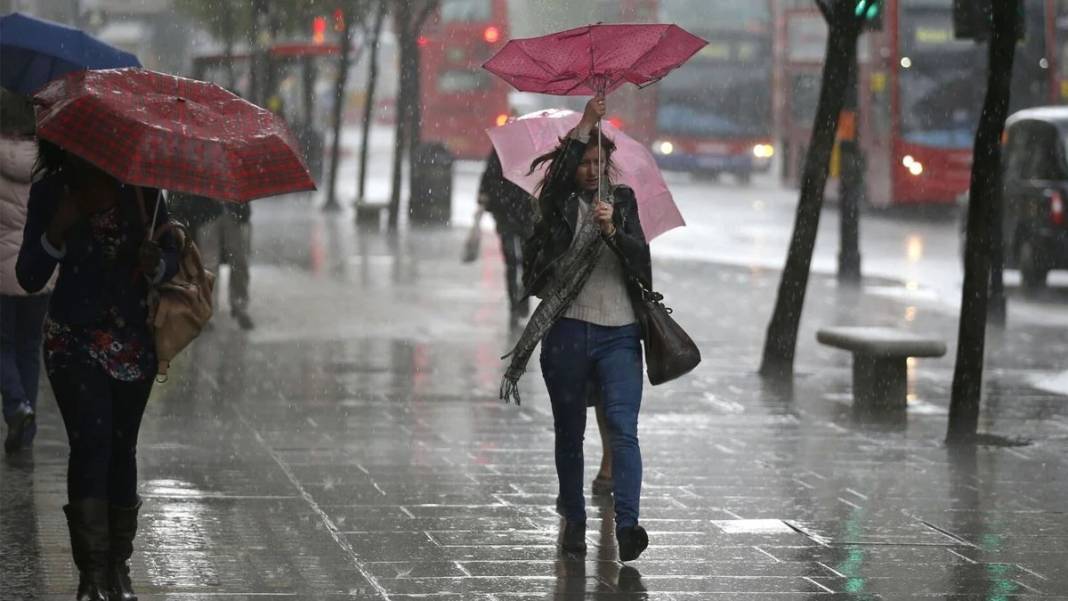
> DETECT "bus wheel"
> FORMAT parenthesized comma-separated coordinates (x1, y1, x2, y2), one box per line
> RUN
(1018, 239, 1048, 291)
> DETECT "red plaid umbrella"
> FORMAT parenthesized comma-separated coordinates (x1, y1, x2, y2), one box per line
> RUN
(482, 24, 706, 96)
(33, 68, 315, 203)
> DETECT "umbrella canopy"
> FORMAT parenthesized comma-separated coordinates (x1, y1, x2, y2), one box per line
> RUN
(482, 23, 706, 96)
(487, 109, 684, 241)
(33, 68, 315, 202)
(0, 12, 141, 95)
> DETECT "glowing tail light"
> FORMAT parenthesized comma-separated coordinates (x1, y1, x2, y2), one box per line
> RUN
(495, 113, 508, 127)
(1051, 190, 1065, 226)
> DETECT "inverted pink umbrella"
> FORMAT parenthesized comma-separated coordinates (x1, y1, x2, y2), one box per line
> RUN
(487, 109, 684, 241)
(484, 23, 704, 232)
(483, 23, 707, 96)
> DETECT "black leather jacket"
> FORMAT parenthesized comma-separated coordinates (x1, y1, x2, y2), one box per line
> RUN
(521, 135, 652, 310)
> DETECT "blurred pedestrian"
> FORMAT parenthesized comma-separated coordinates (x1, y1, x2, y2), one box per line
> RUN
(477, 147, 534, 325)
(500, 96, 652, 561)
(176, 195, 255, 330)
(1, 90, 51, 454)
(16, 139, 179, 601)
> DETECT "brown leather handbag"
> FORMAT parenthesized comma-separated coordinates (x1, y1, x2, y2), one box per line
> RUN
(138, 189, 215, 381)
(148, 222, 215, 380)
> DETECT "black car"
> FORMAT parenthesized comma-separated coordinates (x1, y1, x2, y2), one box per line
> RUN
(962, 107, 1068, 289)
(1001, 107, 1068, 289)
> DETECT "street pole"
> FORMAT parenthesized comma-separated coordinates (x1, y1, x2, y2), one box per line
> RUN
(837, 48, 862, 285)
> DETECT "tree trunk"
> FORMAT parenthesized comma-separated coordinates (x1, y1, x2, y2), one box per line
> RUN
(946, 0, 1019, 444)
(221, 6, 237, 92)
(387, 0, 437, 230)
(388, 35, 416, 230)
(357, 0, 387, 205)
(759, 5, 862, 380)
(324, 7, 358, 212)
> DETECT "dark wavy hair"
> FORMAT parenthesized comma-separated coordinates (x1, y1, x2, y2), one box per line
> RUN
(528, 126, 618, 207)
(33, 138, 69, 179)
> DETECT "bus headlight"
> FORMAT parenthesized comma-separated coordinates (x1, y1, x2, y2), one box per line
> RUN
(902, 155, 924, 176)
(752, 144, 775, 159)
(654, 140, 674, 155)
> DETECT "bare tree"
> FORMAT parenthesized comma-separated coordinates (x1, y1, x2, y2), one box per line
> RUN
(387, 0, 439, 230)
(947, 0, 1020, 444)
(759, 0, 869, 379)
(324, 2, 370, 212)
(356, 0, 389, 207)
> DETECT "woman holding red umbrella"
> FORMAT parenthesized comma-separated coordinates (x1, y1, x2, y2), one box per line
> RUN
(501, 96, 652, 561)
(17, 140, 178, 601)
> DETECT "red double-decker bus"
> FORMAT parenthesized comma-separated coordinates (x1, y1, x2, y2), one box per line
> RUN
(647, 0, 776, 184)
(419, 0, 510, 160)
(779, 0, 1065, 208)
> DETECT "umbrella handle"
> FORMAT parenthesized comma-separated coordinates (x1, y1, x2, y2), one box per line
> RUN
(148, 190, 162, 239)
(134, 186, 161, 239)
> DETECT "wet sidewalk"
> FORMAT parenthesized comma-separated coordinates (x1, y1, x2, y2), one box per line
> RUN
(3, 197, 1068, 600)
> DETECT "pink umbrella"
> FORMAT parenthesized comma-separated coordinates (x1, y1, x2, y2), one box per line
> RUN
(486, 109, 684, 241)
(483, 23, 706, 96)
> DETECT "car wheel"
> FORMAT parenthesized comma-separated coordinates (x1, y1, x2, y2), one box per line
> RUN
(1018, 239, 1048, 291)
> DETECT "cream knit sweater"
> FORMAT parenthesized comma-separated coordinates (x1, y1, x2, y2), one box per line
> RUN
(562, 198, 636, 327)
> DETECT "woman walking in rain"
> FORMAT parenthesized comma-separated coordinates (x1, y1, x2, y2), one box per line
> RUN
(17, 140, 178, 601)
(500, 96, 652, 561)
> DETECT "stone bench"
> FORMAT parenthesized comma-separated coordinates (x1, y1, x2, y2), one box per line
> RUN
(816, 326, 947, 412)
(354, 202, 387, 229)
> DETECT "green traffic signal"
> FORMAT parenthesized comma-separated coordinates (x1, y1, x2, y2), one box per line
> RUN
(854, 0, 881, 20)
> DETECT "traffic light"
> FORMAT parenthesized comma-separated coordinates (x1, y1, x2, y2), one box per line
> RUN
(953, 0, 1025, 40)
(853, 0, 883, 31)
(312, 16, 326, 44)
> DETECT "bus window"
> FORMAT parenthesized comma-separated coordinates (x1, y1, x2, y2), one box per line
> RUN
(442, 0, 491, 22)
(438, 69, 491, 93)
(899, 5, 985, 149)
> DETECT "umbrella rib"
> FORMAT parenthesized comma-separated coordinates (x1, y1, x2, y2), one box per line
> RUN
(620, 25, 674, 86)
(517, 43, 561, 85)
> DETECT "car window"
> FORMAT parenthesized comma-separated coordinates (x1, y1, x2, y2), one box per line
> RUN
(1027, 125, 1065, 180)
(1002, 125, 1031, 181)
(1006, 122, 1068, 181)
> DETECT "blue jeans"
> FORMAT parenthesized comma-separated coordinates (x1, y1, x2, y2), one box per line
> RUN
(540, 318, 643, 530)
(1, 294, 50, 445)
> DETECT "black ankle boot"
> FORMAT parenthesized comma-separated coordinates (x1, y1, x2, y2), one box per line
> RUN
(617, 524, 648, 562)
(63, 500, 110, 601)
(560, 520, 587, 554)
(109, 500, 141, 601)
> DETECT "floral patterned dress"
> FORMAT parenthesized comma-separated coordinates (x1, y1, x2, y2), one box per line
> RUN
(43, 205, 156, 382)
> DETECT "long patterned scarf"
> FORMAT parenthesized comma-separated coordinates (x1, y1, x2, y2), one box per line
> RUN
(499, 202, 604, 405)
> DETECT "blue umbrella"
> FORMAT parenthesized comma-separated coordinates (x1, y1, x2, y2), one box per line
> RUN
(0, 12, 140, 95)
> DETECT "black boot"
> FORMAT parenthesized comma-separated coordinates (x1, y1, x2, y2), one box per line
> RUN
(560, 520, 587, 554)
(63, 500, 110, 601)
(109, 499, 141, 601)
(617, 524, 649, 562)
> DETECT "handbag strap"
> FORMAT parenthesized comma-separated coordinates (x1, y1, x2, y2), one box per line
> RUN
(602, 234, 665, 306)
